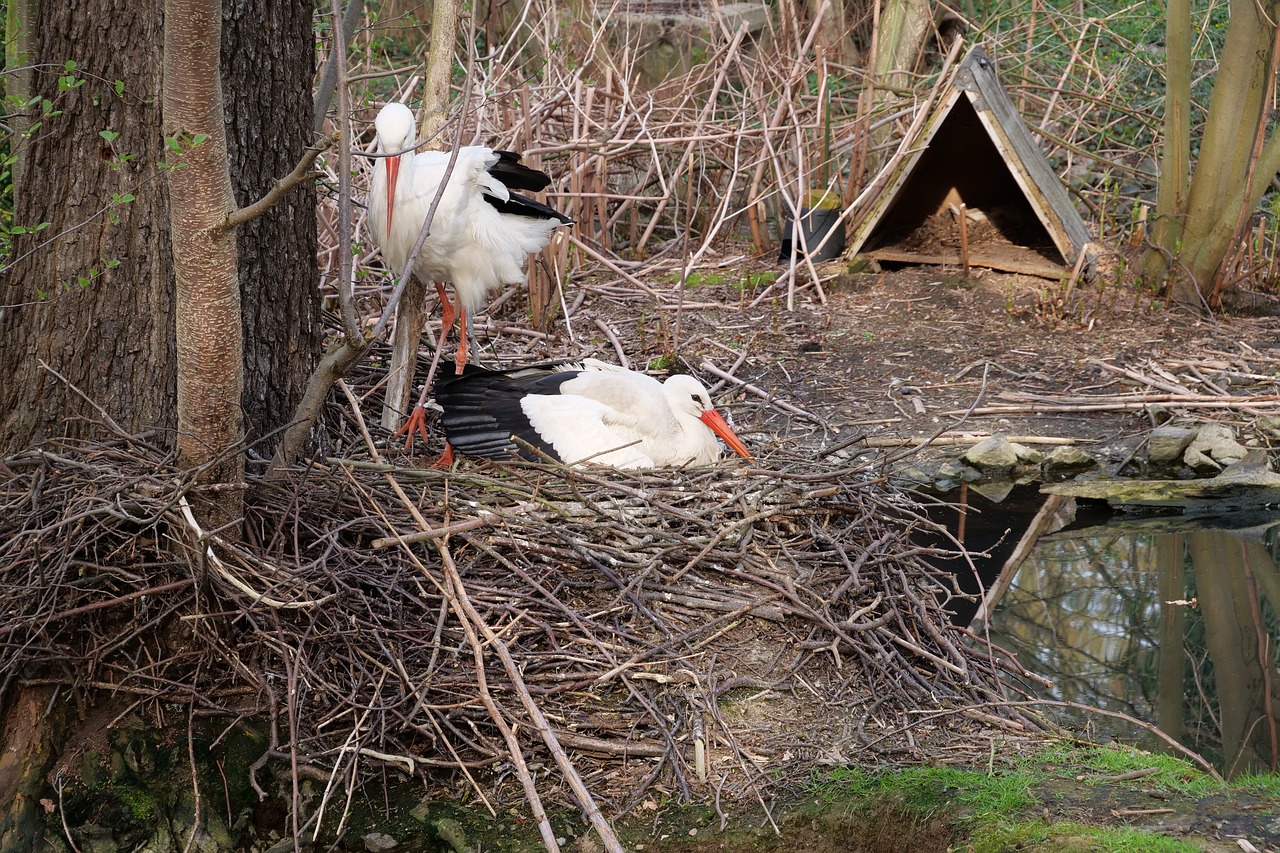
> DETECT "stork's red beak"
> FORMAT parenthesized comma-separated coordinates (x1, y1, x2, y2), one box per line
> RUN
(699, 409, 752, 461)
(385, 155, 400, 235)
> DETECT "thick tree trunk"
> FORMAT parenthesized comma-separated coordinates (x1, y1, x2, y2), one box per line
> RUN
(0, 0, 175, 452)
(223, 0, 320, 449)
(0, 0, 319, 833)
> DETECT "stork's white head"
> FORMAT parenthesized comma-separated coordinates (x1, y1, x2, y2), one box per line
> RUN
(662, 375, 752, 461)
(374, 102, 415, 153)
(374, 103, 416, 236)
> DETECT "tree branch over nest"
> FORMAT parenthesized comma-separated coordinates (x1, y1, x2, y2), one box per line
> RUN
(222, 134, 336, 231)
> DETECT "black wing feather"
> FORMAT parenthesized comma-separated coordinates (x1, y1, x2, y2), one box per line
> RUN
(486, 150, 552, 192)
(482, 151, 573, 224)
(483, 190, 573, 224)
(435, 362, 583, 462)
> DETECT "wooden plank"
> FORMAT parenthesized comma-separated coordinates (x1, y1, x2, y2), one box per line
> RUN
(864, 247, 1067, 279)
(845, 88, 966, 258)
(956, 46, 1093, 257)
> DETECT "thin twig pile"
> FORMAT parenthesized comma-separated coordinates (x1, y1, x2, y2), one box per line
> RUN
(1, 405, 1043, 831)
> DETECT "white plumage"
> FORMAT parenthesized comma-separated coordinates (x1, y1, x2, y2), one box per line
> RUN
(435, 359, 753, 469)
(368, 102, 571, 445)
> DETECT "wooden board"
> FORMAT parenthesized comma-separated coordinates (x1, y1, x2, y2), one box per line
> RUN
(864, 247, 1066, 279)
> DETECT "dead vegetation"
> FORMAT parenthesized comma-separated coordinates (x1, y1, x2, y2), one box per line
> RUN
(0, 394, 1050, 845)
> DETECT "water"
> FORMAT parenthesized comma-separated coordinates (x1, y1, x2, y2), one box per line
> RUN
(925, 485, 1280, 778)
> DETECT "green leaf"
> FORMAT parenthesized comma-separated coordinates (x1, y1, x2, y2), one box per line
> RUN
(114, 80, 125, 95)
(190, 133, 208, 147)
(64, 59, 77, 72)
(99, 130, 119, 143)
(164, 135, 182, 152)
(105, 258, 121, 269)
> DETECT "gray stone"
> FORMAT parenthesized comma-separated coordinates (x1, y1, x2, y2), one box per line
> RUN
(364, 832, 399, 852)
(1011, 442, 1043, 465)
(1147, 426, 1195, 463)
(1213, 449, 1280, 485)
(962, 434, 1019, 471)
(1042, 445, 1096, 473)
(1183, 423, 1247, 471)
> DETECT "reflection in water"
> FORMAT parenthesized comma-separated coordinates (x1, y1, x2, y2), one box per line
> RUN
(987, 519, 1280, 778)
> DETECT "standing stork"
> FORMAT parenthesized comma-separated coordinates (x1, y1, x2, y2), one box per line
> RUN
(434, 359, 753, 468)
(368, 102, 572, 447)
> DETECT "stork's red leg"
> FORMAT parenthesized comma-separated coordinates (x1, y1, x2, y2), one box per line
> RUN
(434, 281, 456, 334)
(454, 310, 470, 374)
(393, 281, 456, 453)
(394, 405, 431, 452)
(429, 442, 456, 470)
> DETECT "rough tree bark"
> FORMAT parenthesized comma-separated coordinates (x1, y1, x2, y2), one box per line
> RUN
(223, 0, 320, 451)
(0, 0, 319, 842)
(0, 0, 176, 451)
(0, 0, 319, 457)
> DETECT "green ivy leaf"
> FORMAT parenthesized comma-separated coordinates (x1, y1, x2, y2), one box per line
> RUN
(100, 130, 119, 143)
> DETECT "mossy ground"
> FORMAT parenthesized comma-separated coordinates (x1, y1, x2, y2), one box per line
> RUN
(360, 741, 1278, 853)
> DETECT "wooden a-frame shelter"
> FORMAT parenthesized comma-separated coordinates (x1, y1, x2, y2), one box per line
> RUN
(847, 45, 1094, 278)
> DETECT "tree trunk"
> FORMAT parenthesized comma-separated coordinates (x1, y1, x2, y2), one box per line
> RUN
(1146, 0, 1190, 285)
(0, 0, 176, 452)
(0, 0, 319, 833)
(0, 688, 71, 850)
(1146, 0, 1280, 306)
(223, 0, 320, 449)
(165, 0, 245, 525)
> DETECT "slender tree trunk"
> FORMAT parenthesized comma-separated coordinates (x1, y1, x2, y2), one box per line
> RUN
(0, 0, 176, 452)
(1146, 0, 1190, 284)
(164, 0, 244, 523)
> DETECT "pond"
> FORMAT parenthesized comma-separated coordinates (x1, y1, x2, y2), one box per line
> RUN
(924, 483, 1280, 779)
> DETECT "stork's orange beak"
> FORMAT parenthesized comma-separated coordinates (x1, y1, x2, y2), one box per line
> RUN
(385, 155, 400, 235)
(699, 409, 752, 461)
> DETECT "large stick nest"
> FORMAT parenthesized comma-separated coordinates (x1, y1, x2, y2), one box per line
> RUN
(1, 399, 1043, 815)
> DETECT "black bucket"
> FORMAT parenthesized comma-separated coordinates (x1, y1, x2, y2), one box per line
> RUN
(778, 207, 845, 263)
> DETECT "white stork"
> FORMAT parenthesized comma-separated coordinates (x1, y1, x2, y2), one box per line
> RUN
(368, 102, 572, 446)
(433, 359, 753, 469)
